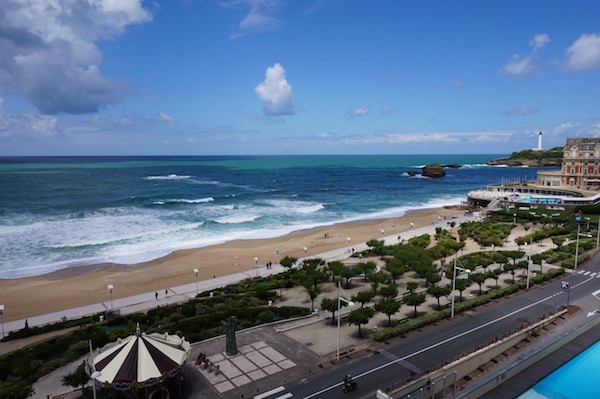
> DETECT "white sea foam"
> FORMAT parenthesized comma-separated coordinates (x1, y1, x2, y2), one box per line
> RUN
(214, 214, 260, 224)
(167, 198, 214, 204)
(402, 171, 426, 178)
(145, 174, 192, 180)
(461, 163, 490, 168)
(263, 199, 325, 214)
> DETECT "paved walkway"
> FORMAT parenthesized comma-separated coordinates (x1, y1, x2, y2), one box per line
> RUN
(0, 214, 472, 337)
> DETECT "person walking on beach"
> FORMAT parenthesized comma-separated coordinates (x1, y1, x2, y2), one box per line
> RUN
(155, 291, 158, 300)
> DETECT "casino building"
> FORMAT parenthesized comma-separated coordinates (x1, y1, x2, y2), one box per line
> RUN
(468, 137, 600, 209)
(536, 137, 600, 190)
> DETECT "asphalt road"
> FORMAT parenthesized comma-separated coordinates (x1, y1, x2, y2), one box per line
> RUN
(272, 257, 600, 399)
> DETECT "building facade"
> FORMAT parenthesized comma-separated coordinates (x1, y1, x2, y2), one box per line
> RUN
(536, 137, 600, 190)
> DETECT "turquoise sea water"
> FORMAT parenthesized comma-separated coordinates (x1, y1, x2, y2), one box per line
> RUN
(0, 155, 541, 278)
(518, 338, 600, 399)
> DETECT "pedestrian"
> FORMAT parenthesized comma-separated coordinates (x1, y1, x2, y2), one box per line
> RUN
(165, 288, 168, 295)
(25, 319, 29, 329)
(155, 291, 158, 300)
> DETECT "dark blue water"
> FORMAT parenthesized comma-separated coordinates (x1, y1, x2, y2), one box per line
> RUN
(0, 155, 541, 278)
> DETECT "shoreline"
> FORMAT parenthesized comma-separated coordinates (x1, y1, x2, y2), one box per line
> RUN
(0, 205, 463, 321)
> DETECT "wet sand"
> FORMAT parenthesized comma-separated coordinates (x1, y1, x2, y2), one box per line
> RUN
(0, 206, 461, 321)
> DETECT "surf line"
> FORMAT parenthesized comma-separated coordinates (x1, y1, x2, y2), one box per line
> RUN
(302, 276, 594, 399)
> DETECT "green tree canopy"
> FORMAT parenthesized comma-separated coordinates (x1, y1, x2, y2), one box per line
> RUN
(351, 290, 375, 307)
(375, 298, 401, 326)
(427, 285, 452, 310)
(379, 284, 399, 299)
(321, 297, 344, 325)
(404, 292, 426, 318)
(62, 362, 90, 390)
(347, 307, 375, 338)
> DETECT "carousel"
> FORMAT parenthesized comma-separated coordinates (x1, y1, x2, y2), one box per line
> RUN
(88, 326, 191, 399)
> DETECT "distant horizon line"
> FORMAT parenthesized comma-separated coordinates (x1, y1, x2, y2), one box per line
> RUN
(0, 153, 509, 158)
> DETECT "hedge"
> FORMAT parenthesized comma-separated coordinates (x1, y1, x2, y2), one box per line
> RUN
(374, 268, 564, 342)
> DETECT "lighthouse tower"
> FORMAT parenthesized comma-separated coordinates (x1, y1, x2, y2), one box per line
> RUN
(533, 131, 543, 151)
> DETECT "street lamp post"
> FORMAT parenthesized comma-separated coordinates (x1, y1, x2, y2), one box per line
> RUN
(337, 281, 355, 361)
(596, 218, 600, 252)
(527, 237, 532, 289)
(89, 339, 102, 399)
(451, 254, 471, 318)
(193, 268, 199, 296)
(513, 213, 517, 226)
(107, 284, 114, 311)
(0, 304, 4, 339)
(575, 224, 592, 270)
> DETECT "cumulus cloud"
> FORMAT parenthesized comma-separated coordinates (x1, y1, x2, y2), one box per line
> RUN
(0, 97, 59, 138)
(160, 112, 176, 123)
(0, 0, 152, 115)
(502, 106, 539, 116)
(564, 33, 600, 71)
(349, 107, 369, 118)
(552, 122, 579, 136)
(223, 0, 283, 39)
(501, 33, 550, 77)
(254, 63, 296, 116)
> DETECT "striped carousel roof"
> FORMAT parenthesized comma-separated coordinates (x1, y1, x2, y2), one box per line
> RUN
(91, 332, 190, 386)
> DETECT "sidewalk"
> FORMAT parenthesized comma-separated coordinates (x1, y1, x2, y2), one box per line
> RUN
(1, 214, 472, 337)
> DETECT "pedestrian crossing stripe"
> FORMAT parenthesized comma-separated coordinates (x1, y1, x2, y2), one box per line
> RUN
(255, 387, 293, 399)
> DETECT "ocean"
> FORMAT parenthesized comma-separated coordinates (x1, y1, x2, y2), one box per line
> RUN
(0, 155, 541, 279)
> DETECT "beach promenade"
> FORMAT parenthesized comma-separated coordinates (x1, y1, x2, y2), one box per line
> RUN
(0, 213, 472, 338)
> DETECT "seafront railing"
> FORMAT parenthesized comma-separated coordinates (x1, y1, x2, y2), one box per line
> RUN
(368, 307, 563, 399)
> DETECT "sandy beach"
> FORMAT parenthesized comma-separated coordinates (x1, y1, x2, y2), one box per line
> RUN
(0, 206, 460, 321)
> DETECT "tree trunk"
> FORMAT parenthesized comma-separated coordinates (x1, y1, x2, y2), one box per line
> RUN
(358, 324, 362, 338)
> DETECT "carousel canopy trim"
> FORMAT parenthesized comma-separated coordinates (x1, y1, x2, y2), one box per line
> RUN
(91, 333, 190, 385)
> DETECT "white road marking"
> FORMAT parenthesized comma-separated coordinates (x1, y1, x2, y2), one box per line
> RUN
(256, 386, 285, 399)
(302, 276, 596, 399)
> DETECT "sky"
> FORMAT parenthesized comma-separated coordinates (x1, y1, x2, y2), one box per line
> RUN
(0, 0, 600, 156)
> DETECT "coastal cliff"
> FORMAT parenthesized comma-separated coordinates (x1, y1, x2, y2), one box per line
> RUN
(487, 147, 563, 167)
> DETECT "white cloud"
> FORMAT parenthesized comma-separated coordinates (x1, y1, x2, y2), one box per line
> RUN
(254, 63, 296, 116)
(552, 122, 579, 136)
(501, 33, 550, 77)
(0, 97, 59, 138)
(530, 33, 550, 51)
(224, 0, 283, 39)
(349, 107, 369, 118)
(564, 33, 600, 71)
(342, 132, 460, 145)
(502, 106, 539, 116)
(0, 0, 152, 115)
(382, 106, 397, 115)
(160, 112, 176, 123)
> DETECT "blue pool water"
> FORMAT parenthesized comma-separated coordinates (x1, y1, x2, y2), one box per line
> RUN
(518, 338, 600, 399)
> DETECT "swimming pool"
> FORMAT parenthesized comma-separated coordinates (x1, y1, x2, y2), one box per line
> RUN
(517, 338, 600, 399)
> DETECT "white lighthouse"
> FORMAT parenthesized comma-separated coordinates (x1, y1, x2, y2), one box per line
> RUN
(532, 131, 543, 151)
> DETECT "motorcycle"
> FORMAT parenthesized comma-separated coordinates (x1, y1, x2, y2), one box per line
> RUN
(343, 380, 357, 393)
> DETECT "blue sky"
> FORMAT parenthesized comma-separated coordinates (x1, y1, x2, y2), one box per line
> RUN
(1, 0, 600, 155)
